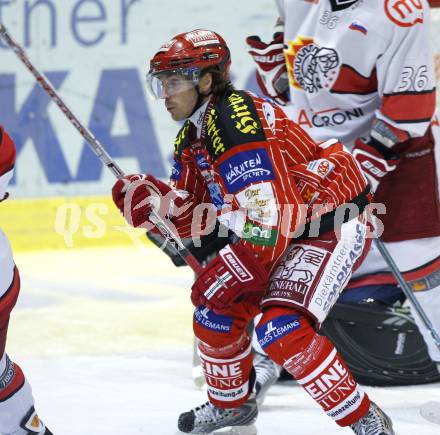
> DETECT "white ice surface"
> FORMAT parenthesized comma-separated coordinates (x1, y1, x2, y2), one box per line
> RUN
(6, 247, 440, 434)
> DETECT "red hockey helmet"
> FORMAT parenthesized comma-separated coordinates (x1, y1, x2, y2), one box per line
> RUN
(147, 29, 231, 100)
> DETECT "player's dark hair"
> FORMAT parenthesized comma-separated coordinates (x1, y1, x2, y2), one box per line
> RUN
(201, 67, 234, 97)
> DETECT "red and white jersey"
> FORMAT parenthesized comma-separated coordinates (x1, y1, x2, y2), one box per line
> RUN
(0, 126, 16, 201)
(0, 126, 18, 308)
(0, 230, 15, 300)
(276, 0, 437, 147)
(170, 90, 369, 273)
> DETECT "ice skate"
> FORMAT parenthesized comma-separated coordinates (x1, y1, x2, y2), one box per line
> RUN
(253, 352, 280, 406)
(177, 395, 258, 434)
(350, 401, 394, 435)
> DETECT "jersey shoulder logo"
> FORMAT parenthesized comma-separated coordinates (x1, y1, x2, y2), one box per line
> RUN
(205, 91, 266, 161)
(218, 147, 275, 194)
(284, 36, 340, 94)
(385, 0, 424, 27)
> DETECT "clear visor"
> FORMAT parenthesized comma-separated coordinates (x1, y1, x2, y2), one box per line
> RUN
(146, 69, 200, 100)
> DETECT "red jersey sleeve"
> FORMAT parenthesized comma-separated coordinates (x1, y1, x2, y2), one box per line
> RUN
(283, 118, 368, 220)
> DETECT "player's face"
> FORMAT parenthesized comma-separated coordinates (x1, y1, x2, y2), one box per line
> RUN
(160, 74, 198, 121)
(164, 87, 198, 121)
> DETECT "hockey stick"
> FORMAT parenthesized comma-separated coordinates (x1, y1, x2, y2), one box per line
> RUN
(0, 23, 203, 275)
(374, 238, 440, 352)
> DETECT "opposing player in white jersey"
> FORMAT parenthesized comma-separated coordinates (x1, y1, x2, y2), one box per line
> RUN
(0, 126, 52, 435)
(247, 0, 440, 366)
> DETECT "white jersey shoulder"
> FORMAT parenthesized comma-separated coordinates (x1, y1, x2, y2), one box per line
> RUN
(279, 0, 435, 146)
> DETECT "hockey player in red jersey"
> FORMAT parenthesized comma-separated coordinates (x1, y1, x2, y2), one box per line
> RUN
(112, 29, 395, 434)
(0, 126, 53, 435)
(247, 0, 440, 369)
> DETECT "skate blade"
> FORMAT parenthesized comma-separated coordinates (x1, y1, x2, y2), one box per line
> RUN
(420, 401, 440, 425)
(176, 424, 257, 435)
(212, 424, 257, 435)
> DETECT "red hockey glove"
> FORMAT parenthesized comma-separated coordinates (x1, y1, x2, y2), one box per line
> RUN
(191, 244, 269, 312)
(352, 138, 398, 193)
(246, 33, 289, 105)
(112, 174, 174, 228)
